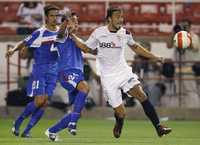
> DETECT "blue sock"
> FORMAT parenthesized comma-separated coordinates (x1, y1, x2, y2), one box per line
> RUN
(141, 99, 160, 129)
(70, 91, 87, 123)
(23, 108, 45, 135)
(70, 112, 80, 123)
(49, 114, 71, 133)
(14, 101, 37, 130)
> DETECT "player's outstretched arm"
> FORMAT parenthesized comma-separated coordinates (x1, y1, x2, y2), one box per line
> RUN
(71, 33, 93, 53)
(130, 43, 163, 62)
(5, 41, 26, 58)
(57, 20, 69, 39)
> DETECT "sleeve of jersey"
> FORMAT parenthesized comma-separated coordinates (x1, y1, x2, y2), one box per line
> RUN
(85, 30, 98, 50)
(127, 33, 136, 46)
(23, 30, 41, 48)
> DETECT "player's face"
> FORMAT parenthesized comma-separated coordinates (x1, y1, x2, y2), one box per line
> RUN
(110, 11, 123, 30)
(68, 15, 79, 32)
(46, 10, 59, 26)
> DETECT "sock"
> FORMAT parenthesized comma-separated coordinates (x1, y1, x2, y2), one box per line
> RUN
(70, 91, 87, 123)
(141, 99, 160, 129)
(49, 114, 71, 133)
(14, 101, 37, 130)
(23, 108, 45, 135)
(114, 113, 124, 127)
(70, 112, 80, 123)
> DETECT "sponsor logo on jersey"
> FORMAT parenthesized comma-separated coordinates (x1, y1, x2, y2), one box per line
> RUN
(99, 41, 121, 49)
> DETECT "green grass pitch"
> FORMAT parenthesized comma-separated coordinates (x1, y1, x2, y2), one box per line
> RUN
(0, 119, 199, 145)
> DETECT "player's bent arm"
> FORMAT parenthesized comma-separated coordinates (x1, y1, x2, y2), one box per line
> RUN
(71, 33, 93, 53)
(6, 41, 26, 57)
(130, 43, 162, 62)
(19, 46, 30, 59)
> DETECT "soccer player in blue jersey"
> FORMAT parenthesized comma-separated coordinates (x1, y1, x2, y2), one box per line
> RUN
(45, 12, 89, 142)
(6, 4, 60, 138)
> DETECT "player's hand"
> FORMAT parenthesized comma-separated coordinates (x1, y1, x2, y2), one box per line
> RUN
(151, 56, 165, 63)
(157, 57, 165, 63)
(5, 49, 15, 58)
(68, 25, 76, 34)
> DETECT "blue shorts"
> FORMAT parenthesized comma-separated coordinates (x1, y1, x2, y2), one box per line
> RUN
(26, 63, 58, 97)
(58, 68, 84, 104)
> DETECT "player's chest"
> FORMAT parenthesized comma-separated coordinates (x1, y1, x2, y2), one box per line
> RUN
(98, 35, 123, 49)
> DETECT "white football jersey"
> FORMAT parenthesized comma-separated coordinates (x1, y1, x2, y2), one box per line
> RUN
(85, 25, 136, 76)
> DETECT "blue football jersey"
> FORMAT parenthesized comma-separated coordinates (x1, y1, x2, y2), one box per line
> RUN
(24, 26, 59, 97)
(55, 37, 84, 72)
(23, 26, 58, 65)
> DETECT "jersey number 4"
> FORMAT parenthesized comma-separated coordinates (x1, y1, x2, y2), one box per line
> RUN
(50, 44, 60, 56)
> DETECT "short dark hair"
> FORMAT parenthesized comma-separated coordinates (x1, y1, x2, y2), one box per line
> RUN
(106, 7, 122, 19)
(71, 12, 78, 17)
(44, 4, 59, 16)
(173, 24, 182, 33)
(61, 11, 78, 22)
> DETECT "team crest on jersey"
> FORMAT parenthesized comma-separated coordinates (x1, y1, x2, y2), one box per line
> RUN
(99, 41, 121, 49)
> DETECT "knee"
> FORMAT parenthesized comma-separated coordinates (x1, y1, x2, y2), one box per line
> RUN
(34, 95, 48, 107)
(77, 81, 90, 94)
(116, 111, 126, 118)
(136, 93, 148, 102)
(115, 108, 126, 118)
(128, 85, 148, 102)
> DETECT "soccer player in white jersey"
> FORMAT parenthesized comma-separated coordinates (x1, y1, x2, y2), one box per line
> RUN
(71, 7, 172, 138)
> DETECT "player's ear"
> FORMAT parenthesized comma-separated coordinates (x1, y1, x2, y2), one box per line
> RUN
(108, 17, 111, 23)
(45, 15, 48, 23)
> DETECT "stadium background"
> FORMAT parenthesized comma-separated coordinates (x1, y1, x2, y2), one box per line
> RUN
(0, 0, 200, 145)
(0, 0, 200, 137)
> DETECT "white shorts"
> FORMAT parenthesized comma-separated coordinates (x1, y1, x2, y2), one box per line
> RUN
(101, 69, 140, 108)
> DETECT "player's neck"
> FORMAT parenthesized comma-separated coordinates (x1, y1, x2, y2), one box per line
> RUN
(45, 24, 57, 31)
(107, 24, 118, 33)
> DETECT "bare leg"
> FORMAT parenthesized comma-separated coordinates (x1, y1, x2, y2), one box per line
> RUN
(113, 104, 125, 138)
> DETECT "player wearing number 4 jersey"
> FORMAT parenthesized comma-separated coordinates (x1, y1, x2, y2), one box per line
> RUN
(71, 7, 172, 138)
(6, 5, 60, 138)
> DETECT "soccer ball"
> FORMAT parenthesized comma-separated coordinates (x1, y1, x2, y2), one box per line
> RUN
(173, 31, 192, 49)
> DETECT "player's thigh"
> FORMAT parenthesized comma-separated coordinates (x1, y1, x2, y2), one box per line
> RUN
(34, 95, 48, 107)
(127, 84, 147, 102)
(26, 75, 46, 97)
(100, 76, 123, 108)
(26, 75, 48, 107)
(120, 71, 140, 93)
(104, 87, 123, 109)
(58, 69, 84, 93)
(45, 72, 58, 97)
(119, 71, 146, 101)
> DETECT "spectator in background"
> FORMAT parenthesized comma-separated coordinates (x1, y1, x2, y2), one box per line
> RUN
(170, 20, 200, 106)
(180, 19, 200, 62)
(167, 24, 182, 61)
(17, 1, 44, 35)
(180, 19, 200, 101)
